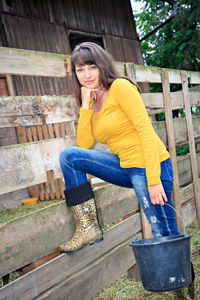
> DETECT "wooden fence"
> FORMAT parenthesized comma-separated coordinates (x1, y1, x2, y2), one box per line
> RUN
(0, 47, 200, 299)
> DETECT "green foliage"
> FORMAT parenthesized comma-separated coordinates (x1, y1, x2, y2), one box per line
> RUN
(176, 145, 189, 156)
(135, 0, 200, 72)
(176, 144, 198, 156)
(155, 112, 165, 121)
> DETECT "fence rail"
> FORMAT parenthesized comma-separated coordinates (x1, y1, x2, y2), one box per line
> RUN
(0, 46, 200, 299)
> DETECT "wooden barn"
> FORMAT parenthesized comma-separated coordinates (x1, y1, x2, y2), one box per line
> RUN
(0, 0, 144, 97)
(0, 2, 200, 297)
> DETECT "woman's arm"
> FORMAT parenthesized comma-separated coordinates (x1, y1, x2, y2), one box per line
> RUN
(115, 79, 168, 205)
(76, 87, 96, 149)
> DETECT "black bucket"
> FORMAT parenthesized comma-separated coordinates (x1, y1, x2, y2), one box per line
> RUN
(129, 204, 192, 292)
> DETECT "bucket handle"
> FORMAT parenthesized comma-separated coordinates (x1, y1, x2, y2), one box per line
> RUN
(133, 203, 185, 240)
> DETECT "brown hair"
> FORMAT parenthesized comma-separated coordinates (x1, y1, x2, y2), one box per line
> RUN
(70, 42, 140, 106)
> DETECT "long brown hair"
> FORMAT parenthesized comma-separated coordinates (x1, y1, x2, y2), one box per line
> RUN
(70, 42, 140, 106)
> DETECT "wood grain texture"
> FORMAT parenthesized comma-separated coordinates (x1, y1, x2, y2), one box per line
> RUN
(142, 90, 200, 109)
(181, 71, 200, 228)
(0, 189, 196, 299)
(132, 64, 200, 84)
(5, 75, 15, 96)
(0, 137, 199, 196)
(0, 214, 140, 300)
(1, 47, 199, 83)
(0, 177, 198, 279)
(37, 194, 196, 300)
(0, 47, 71, 77)
(0, 95, 79, 127)
(0, 137, 76, 195)
(38, 239, 135, 300)
(1, 91, 200, 126)
(162, 72, 183, 234)
(0, 186, 138, 278)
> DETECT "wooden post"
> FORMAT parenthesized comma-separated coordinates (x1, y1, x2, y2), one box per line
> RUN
(126, 63, 153, 238)
(140, 206, 153, 239)
(46, 170, 55, 200)
(181, 71, 200, 228)
(162, 72, 184, 234)
(5, 75, 15, 96)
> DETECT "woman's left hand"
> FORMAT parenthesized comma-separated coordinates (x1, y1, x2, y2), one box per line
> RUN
(148, 183, 168, 206)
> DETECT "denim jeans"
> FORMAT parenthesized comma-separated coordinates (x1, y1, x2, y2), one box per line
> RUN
(60, 147, 179, 237)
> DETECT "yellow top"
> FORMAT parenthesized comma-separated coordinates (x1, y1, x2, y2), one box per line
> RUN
(76, 78, 169, 185)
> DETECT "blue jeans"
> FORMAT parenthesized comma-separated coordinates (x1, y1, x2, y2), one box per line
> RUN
(60, 147, 179, 237)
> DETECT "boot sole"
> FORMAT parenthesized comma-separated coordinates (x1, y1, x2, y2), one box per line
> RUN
(60, 236, 104, 253)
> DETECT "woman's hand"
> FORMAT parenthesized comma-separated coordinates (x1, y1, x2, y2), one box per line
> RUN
(81, 87, 98, 110)
(148, 183, 168, 206)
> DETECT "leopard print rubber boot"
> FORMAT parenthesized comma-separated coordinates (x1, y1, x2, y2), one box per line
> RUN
(59, 182, 103, 253)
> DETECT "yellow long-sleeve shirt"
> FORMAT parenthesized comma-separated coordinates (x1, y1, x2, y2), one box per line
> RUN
(76, 78, 169, 185)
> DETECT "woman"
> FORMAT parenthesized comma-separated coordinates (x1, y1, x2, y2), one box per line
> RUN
(59, 42, 179, 254)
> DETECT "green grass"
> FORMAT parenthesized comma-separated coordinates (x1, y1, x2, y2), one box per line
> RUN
(92, 221, 200, 300)
(0, 199, 64, 223)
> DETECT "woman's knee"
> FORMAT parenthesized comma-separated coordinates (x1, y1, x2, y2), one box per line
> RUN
(59, 147, 79, 167)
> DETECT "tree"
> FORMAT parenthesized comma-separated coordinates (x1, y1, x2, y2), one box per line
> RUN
(135, 0, 200, 72)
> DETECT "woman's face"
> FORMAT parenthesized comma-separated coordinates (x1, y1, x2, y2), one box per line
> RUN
(75, 64, 101, 89)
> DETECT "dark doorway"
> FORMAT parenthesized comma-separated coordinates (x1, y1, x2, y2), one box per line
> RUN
(69, 32, 104, 51)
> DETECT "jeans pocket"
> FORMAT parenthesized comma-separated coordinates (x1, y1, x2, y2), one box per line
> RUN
(161, 158, 174, 182)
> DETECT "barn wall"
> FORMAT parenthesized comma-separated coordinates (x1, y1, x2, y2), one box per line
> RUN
(0, 0, 144, 96)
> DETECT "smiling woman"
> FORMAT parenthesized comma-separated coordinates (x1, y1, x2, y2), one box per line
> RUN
(75, 64, 108, 113)
(57, 42, 181, 255)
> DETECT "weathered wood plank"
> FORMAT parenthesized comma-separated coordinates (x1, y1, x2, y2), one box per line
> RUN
(26, 127, 33, 142)
(142, 90, 200, 109)
(153, 116, 200, 154)
(47, 124, 54, 139)
(0, 137, 76, 195)
(0, 137, 199, 196)
(16, 126, 27, 143)
(1, 47, 199, 84)
(134, 64, 200, 84)
(0, 190, 196, 300)
(5, 75, 14, 96)
(0, 47, 200, 84)
(1, 92, 199, 128)
(36, 125, 43, 140)
(38, 194, 196, 300)
(0, 177, 198, 279)
(37, 238, 135, 300)
(1, 91, 200, 119)
(54, 177, 61, 200)
(188, 71, 200, 84)
(0, 192, 139, 279)
(59, 123, 66, 137)
(31, 126, 38, 141)
(162, 72, 183, 233)
(58, 178, 65, 198)
(181, 71, 200, 228)
(46, 170, 55, 200)
(0, 47, 125, 78)
(0, 95, 79, 127)
(0, 47, 71, 77)
(182, 198, 197, 227)
(140, 205, 153, 239)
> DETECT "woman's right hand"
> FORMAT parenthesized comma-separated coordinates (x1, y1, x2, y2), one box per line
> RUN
(81, 87, 98, 110)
